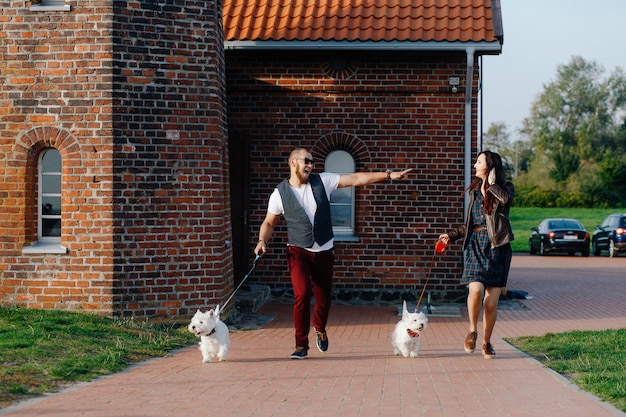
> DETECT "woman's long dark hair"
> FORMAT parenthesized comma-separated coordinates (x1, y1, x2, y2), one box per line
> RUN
(466, 150, 504, 215)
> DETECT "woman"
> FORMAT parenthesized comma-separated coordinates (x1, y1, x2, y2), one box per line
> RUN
(439, 151, 514, 359)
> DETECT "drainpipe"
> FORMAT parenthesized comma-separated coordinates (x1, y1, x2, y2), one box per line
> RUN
(464, 47, 475, 214)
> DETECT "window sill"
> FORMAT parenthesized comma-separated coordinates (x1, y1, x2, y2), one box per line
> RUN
(29, 4, 71, 12)
(22, 241, 68, 254)
(334, 234, 360, 243)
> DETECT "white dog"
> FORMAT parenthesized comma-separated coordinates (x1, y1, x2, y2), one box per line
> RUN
(188, 305, 230, 363)
(392, 300, 428, 358)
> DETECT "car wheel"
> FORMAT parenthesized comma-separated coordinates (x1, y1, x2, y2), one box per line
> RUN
(592, 240, 601, 256)
(540, 241, 546, 256)
(582, 249, 590, 257)
(529, 241, 536, 255)
(609, 240, 617, 258)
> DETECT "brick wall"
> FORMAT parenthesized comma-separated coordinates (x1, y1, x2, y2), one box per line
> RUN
(0, 0, 232, 318)
(1, 1, 479, 315)
(110, 0, 231, 318)
(227, 50, 477, 301)
(0, 1, 117, 314)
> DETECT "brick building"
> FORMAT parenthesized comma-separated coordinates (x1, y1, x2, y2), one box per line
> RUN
(225, 0, 504, 304)
(1, 0, 231, 318)
(0, 0, 503, 318)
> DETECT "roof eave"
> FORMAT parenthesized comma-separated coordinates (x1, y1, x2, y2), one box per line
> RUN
(224, 40, 502, 54)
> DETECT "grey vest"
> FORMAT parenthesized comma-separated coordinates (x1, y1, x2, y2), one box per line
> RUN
(277, 173, 334, 248)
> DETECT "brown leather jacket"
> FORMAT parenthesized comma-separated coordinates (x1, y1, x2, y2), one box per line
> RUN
(447, 181, 515, 249)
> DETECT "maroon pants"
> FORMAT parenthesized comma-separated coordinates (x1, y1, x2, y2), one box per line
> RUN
(286, 245, 334, 349)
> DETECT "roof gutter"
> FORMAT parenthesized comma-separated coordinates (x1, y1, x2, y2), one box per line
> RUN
(224, 40, 502, 54)
(464, 47, 476, 215)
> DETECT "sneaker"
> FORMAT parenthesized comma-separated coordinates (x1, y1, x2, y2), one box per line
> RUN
(464, 331, 477, 353)
(316, 331, 329, 352)
(290, 346, 308, 359)
(483, 342, 496, 359)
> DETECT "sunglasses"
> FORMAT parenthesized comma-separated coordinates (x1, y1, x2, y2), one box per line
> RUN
(296, 157, 315, 165)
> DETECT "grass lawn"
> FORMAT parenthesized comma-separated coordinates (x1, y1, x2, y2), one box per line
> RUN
(0, 305, 196, 408)
(507, 329, 626, 412)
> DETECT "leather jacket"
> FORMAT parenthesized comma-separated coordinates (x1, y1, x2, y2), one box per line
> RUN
(447, 181, 515, 249)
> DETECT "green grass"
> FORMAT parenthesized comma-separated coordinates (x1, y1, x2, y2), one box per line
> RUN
(509, 207, 626, 252)
(0, 306, 196, 408)
(507, 329, 626, 412)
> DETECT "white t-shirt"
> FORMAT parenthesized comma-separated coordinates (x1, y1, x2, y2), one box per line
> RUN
(267, 172, 340, 252)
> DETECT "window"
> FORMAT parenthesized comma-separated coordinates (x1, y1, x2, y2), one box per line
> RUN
(29, 0, 71, 11)
(23, 148, 66, 254)
(326, 150, 357, 240)
(40, 149, 62, 240)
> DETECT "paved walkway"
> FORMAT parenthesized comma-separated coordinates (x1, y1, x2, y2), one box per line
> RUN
(2, 255, 625, 417)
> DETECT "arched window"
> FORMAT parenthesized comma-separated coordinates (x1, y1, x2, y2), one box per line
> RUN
(325, 150, 357, 239)
(39, 149, 62, 241)
(24, 147, 66, 254)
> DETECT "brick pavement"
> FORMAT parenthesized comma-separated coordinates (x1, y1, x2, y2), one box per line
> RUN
(1, 255, 625, 417)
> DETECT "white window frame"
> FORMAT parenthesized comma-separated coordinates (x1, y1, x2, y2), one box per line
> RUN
(22, 148, 67, 254)
(326, 150, 358, 241)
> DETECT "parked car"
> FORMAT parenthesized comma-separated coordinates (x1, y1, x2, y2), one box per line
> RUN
(591, 213, 626, 257)
(529, 218, 590, 256)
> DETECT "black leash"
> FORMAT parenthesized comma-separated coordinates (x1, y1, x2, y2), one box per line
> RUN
(222, 254, 261, 310)
(415, 254, 436, 312)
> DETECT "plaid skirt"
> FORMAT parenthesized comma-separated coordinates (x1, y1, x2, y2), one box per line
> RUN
(461, 229, 512, 287)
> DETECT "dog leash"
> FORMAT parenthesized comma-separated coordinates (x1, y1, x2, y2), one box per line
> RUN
(415, 239, 449, 312)
(222, 254, 261, 310)
(415, 255, 435, 312)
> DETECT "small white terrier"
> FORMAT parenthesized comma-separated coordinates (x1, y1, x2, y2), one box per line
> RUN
(188, 305, 230, 363)
(392, 300, 428, 358)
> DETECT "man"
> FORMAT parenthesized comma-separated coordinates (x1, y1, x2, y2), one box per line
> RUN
(254, 148, 412, 359)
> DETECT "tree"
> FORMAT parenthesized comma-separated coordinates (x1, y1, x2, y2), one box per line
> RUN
(483, 121, 513, 176)
(483, 121, 510, 154)
(483, 121, 532, 179)
(521, 56, 626, 190)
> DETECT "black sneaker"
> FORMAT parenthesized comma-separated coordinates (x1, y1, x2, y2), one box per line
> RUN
(316, 331, 329, 352)
(290, 346, 308, 359)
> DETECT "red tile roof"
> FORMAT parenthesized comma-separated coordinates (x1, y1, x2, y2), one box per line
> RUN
(223, 0, 502, 45)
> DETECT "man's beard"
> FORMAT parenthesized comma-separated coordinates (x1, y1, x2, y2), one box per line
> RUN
(296, 170, 310, 183)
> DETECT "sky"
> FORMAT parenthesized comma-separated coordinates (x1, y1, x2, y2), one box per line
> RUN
(481, 0, 626, 140)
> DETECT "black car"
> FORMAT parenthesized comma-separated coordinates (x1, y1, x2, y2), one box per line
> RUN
(529, 218, 590, 256)
(591, 213, 626, 257)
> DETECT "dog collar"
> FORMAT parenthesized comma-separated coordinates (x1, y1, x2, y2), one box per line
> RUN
(407, 329, 420, 338)
(203, 328, 216, 336)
